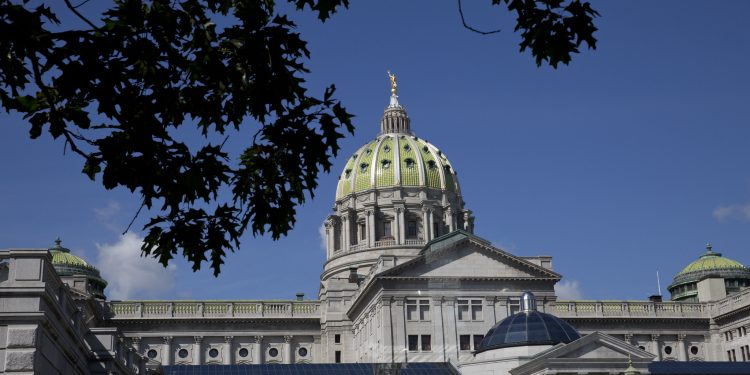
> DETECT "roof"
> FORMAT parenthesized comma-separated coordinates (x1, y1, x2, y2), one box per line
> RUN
(162, 363, 460, 375)
(475, 292, 580, 353)
(678, 248, 746, 275)
(335, 134, 459, 199)
(649, 361, 750, 374)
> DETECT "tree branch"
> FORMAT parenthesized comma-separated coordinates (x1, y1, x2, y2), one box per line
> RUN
(457, 0, 502, 35)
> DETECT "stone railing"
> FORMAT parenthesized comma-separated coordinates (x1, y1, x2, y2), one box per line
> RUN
(107, 300, 321, 320)
(346, 239, 424, 253)
(552, 300, 709, 319)
(710, 287, 750, 317)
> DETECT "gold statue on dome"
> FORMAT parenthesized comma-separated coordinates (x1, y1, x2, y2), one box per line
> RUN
(387, 70, 397, 96)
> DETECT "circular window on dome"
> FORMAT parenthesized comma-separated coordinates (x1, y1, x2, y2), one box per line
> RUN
(404, 158, 415, 169)
(427, 160, 437, 170)
(269, 348, 279, 357)
(423, 146, 429, 153)
(209, 348, 219, 358)
(691, 346, 699, 355)
(365, 148, 372, 154)
(664, 346, 672, 355)
(403, 144, 411, 152)
(381, 159, 391, 169)
(147, 349, 158, 359)
(178, 348, 189, 358)
(351, 153, 357, 160)
(344, 169, 351, 178)
(239, 348, 249, 358)
(298, 347, 308, 357)
(383, 145, 391, 153)
(360, 163, 368, 172)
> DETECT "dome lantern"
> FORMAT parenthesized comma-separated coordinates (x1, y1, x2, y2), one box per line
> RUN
(380, 70, 411, 135)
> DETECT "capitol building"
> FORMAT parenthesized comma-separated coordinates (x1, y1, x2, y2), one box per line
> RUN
(2, 82, 750, 375)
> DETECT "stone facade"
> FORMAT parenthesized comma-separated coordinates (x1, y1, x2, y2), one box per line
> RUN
(2, 90, 750, 374)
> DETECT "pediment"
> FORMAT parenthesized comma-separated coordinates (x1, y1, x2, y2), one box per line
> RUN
(378, 231, 559, 280)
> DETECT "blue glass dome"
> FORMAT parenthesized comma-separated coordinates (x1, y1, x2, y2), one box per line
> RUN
(475, 292, 581, 354)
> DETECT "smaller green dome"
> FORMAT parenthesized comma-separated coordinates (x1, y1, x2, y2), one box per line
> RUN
(48, 238, 108, 299)
(676, 244, 746, 275)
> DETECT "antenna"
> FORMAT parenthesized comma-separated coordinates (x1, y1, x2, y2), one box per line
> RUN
(656, 270, 663, 296)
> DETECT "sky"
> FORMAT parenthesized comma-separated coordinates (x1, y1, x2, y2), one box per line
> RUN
(1, 1, 750, 302)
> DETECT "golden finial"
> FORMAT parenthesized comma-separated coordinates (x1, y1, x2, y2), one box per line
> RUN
(387, 70, 397, 96)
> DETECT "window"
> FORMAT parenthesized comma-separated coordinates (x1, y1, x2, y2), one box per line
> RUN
(383, 220, 392, 238)
(334, 334, 341, 344)
(433, 220, 439, 237)
(473, 335, 484, 350)
(335, 351, 341, 363)
(209, 348, 219, 358)
(407, 221, 417, 238)
(239, 348, 249, 358)
(147, 349, 158, 359)
(359, 223, 366, 241)
(298, 347, 308, 357)
(459, 335, 471, 351)
(421, 335, 431, 351)
(664, 346, 672, 355)
(458, 299, 483, 321)
(408, 335, 419, 351)
(741, 346, 747, 362)
(269, 348, 279, 357)
(406, 299, 430, 321)
(407, 335, 431, 352)
(690, 346, 698, 355)
(178, 348, 189, 358)
(508, 300, 520, 315)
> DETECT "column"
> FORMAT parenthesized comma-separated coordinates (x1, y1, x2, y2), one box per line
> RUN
(253, 336, 263, 364)
(446, 208, 454, 232)
(495, 298, 507, 323)
(325, 221, 334, 257)
(394, 207, 403, 245)
(381, 298, 394, 362)
(484, 297, 496, 327)
(651, 334, 661, 361)
(431, 297, 445, 362)
(398, 208, 406, 244)
(392, 297, 406, 362)
(624, 333, 634, 346)
(677, 334, 687, 361)
(342, 216, 349, 251)
(224, 336, 234, 365)
(442, 297, 458, 362)
(427, 209, 435, 239)
(193, 336, 203, 365)
(131, 337, 142, 355)
(162, 336, 172, 366)
(422, 209, 430, 241)
(366, 210, 375, 247)
(284, 335, 293, 364)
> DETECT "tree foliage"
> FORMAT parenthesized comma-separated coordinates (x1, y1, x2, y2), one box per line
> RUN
(0, 0, 597, 275)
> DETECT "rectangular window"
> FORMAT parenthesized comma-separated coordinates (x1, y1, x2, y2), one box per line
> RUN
(508, 300, 520, 315)
(334, 334, 341, 344)
(406, 299, 430, 321)
(335, 351, 341, 363)
(359, 223, 366, 241)
(473, 335, 484, 350)
(421, 335, 431, 351)
(383, 220, 392, 238)
(741, 346, 747, 362)
(458, 299, 483, 321)
(732, 349, 737, 362)
(408, 335, 419, 352)
(728, 350, 733, 361)
(459, 335, 471, 351)
(433, 221, 439, 237)
(407, 221, 417, 237)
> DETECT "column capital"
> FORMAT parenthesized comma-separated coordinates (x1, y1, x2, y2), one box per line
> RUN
(677, 334, 686, 341)
(254, 335, 264, 344)
(284, 335, 294, 343)
(431, 297, 443, 306)
(194, 336, 203, 344)
(131, 337, 141, 345)
(225, 336, 234, 343)
(380, 296, 393, 306)
(651, 334, 660, 341)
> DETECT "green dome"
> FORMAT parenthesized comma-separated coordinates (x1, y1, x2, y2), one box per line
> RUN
(677, 249, 746, 275)
(48, 238, 108, 299)
(335, 94, 461, 200)
(668, 243, 750, 302)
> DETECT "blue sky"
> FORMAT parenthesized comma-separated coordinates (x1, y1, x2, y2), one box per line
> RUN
(1, 1, 749, 301)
